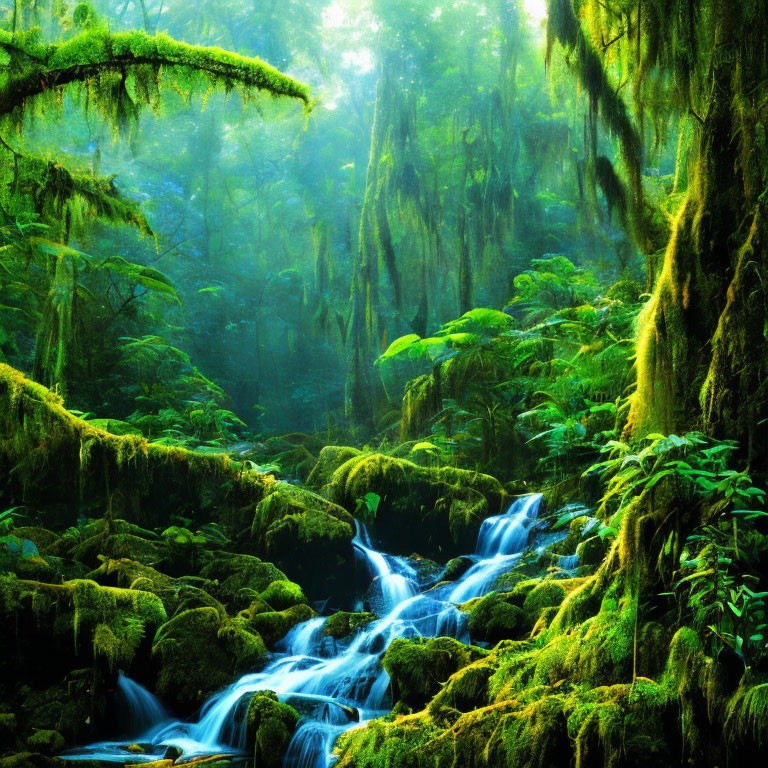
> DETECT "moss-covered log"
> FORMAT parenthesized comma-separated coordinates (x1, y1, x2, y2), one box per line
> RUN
(0, 363, 274, 526)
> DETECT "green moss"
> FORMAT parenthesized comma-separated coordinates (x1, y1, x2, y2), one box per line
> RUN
(152, 606, 266, 710)
(725, 679, 768, 749)
(522, 580, 567, 625)
(248, 604, 315, 647)
(382, 637, 488, 711)
(324, 611, 378, 640)
(306, 446, 363, 490)
(199, 552, 287, 610)
(25, 729, 64, 755)
(400, 374, 441, 441)
(0, 27, 310, 124)
(0, 364, 276, 530)
(326, 453, 506, 558)
(0, 574, 166, 671)
(246, 691, 300, 768)
(0, 713, 16, 749)
(576, 535, 609, 567)
(442, 556, 473, 581)
(259, 579, 307, 611)
(467, 593, 524, 644)
(0, 753, 61, 768)
(428, 656, 498, 715)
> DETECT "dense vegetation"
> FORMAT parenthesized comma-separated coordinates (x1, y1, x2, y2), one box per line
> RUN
(0, 1, 767, 767)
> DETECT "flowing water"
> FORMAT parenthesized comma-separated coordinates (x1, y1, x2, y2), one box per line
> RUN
(63, 494, 549, 766)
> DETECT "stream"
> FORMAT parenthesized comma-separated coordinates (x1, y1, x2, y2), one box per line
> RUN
(63, 493, 558, 766)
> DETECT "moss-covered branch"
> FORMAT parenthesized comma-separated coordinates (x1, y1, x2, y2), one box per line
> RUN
(0, 27, 310, 119)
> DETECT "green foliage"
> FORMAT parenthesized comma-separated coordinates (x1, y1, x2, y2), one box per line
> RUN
(115, 335, 250, 449)
(354, 491, 381, 525)
(381, 261, 643, 480)
(589, 431, 768, 665)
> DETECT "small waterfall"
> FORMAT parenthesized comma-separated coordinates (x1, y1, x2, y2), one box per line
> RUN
(353, 521, 417, 610)
(63, 494, 547, 767)
(115, 672, 170, 737)
(448, 494, 543, 603)
(476, 494, 543, 556)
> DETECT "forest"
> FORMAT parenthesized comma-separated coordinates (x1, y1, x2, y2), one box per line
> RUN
(1, 0, 767, 766)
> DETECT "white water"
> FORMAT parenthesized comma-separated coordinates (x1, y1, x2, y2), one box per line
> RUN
(63, 494, 544, 766)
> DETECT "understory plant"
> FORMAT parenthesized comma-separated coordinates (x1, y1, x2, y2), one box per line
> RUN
(588, 432, 768, 666)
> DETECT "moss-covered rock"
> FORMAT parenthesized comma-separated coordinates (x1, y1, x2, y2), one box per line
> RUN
(0, 364, 275, 531)
(305, 446, 363, 490)
(247, 604, 315, 647)
(152, 606, 266, 711)
(11, 528, 64, 557)
(259, 579, 308, 611)
(0, 753, 65, 768)
(0, 575, 166, 674)
(323, 611, 378, 640)
(428, 655, 499, 715)
(86, 557, 178, 611)
(24, 729, 64, 755)
(250, 484, 355, 600)
(467, 593, 525, 644)
(326, 454, 506, 559)
(382, 637, 488, 711)
(199, 552, 287, 611)
(246, 691, 300, 768)
(522, 580, 567, 625)
(442, 556, 473, 581)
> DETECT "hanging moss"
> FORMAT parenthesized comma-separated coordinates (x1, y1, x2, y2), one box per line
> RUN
(0, 363, 277, 530)
(0, 574, 166, 672)
(399, 374, 441, 442)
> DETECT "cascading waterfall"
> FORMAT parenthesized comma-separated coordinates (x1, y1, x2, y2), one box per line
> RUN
(62, 494, 545, 766)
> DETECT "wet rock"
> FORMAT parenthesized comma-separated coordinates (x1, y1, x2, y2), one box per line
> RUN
(323, 611, 377, 640)
(245, 691, 299, 768)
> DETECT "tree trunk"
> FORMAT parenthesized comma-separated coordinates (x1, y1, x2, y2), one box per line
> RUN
(628, 10, 768, 465)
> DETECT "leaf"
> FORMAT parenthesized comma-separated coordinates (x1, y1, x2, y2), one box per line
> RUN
(377, 333, 422, 362)
(21, 539, 38, 558)
(411, 441, 439, 453)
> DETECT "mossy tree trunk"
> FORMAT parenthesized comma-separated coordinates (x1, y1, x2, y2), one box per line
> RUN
(628, 9, 768, 465)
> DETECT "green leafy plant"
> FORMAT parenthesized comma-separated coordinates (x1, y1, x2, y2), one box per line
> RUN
(355, 492, 381, 525)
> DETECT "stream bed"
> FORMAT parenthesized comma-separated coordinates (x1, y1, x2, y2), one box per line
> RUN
(63, 493, 564, 767)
